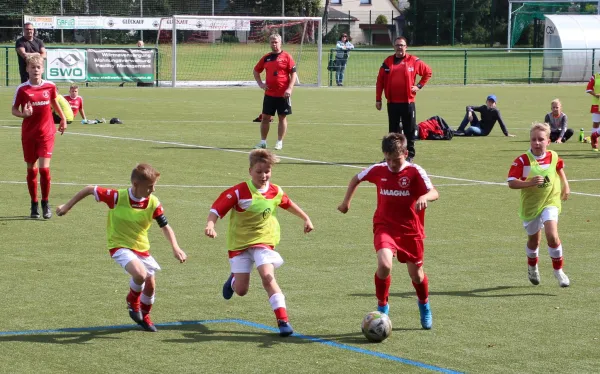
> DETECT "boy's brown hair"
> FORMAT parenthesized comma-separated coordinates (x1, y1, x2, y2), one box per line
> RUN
(249, 149, 279, 168)
(70, 84, 79, 90)
(381, 133, 408, 155)
(530, 122, 551, 138)
(26, 53, 43, 67)
(131, 163, 161, 183)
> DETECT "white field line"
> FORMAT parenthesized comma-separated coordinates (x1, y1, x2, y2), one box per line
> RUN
(0, 125, 598, 196)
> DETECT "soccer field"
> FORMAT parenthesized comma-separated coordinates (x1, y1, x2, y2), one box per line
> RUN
(1, 84, 599, 373)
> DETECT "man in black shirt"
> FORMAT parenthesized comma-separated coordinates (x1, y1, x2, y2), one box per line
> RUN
(454, 95, 515, 137)
(15, 23, 47, 83)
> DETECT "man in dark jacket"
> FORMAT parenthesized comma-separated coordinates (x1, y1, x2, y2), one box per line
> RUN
(15, 23, 46, 83)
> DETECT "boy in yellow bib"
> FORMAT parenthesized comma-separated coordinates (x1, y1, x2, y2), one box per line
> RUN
(56, 164, 187, 331)
(205, 149, 313, 337)
(507, 123, 570, 287)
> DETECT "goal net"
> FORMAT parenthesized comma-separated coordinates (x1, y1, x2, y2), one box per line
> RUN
(156, 16, 323, 87)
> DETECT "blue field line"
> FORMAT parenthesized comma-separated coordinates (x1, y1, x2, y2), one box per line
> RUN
(0, 319, 462, 373)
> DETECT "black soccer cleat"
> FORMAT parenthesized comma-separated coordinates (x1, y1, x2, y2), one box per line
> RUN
(30, 201, 40, 219)
(41, 201, 52, 219)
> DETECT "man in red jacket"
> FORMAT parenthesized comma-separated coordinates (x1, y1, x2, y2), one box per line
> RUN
(376, 37, 432, 161)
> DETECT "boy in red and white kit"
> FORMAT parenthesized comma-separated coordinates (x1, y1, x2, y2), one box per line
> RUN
(56, 164, 187, 332)
(338, 133, 439, 329)
(586, 62, 600, 151)
(205, 149, 313, 337)
(507, 122, 570, 287)
(11, 53, 67, 219)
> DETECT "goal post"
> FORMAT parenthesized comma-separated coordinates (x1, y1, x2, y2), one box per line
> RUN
(156, 15, 323, 87)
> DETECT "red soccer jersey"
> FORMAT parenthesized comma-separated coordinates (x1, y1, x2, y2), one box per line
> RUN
(65, 95, 83, 116)
(210, 182, 291, 218)
(586, 75, 599, 113)
(358, 162, 434, 238)
(13, 80, 57, 139)
(507, 151, 564, 181)
(254, 51, 296, 98)
(94, 186, 164, 218)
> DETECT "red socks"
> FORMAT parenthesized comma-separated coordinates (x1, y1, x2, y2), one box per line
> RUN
(528, 257, 539, 267)
(551, 256, 564, 270)
(374, 273, 391, 307)
(274, 307, 288, 322)
(126, 289, 141, 311)
(26, 167, 38, 202)
(39, 168, 51, 201)
(141, 302, 153, 316)
(412, 274, 429, 304)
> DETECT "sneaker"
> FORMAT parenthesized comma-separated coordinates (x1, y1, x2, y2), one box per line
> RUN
(29, 202, 40, 218)
(277, 320, 294, 337)
(418, 301, 432, 330)
(252, 116, 262, 122)
(453, 130, 465, 136)
(99, 118, 106, 123)
(139, 314, 158, 332)
(127, 298, 143, 324)
(554, 269, 570, 287)
(30, 202, 40, 219)
(274, 141, 283, 150)
(593, 148, 599, 152)
(222, 273, 234, 300)
(377, 303, 389, 315)
(254, 142, 267, 149)
(41, 201, 52, 219)
(528, 265, 541, 285)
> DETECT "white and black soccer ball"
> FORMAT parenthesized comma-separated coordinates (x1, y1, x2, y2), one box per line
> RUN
(361, 311, 392, 342)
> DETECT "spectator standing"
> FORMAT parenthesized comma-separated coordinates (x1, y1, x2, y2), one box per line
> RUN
(335, 33, 354, 86)
(15, 22, 46, 84)
(376, 37, 432, 162)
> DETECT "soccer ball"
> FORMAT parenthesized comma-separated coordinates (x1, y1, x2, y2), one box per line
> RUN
(361, 311, 392, 342)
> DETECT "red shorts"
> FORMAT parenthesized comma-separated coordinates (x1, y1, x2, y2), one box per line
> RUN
(22, 134, 55, 163)
(374, 226, 424, 266)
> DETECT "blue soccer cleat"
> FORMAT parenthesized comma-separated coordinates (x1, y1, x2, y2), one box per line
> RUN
(377, 303, 389, 315)
(222, 273, 234, 300)
(277, 320, 294, 337)
(418, 301, 432, 330)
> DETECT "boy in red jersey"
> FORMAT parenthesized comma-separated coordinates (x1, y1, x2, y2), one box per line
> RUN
(507, 122, 570, 287)
(338, 133, 439, 329)
(11, 53, 67, 219)
(253, 33, 297, 151)
(205, 149, 313, 337)
(55, 164, 187, 332)
(586, 62, 600, 150)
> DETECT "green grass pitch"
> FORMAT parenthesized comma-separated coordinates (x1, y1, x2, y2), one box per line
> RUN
(0, 84, 599, 373)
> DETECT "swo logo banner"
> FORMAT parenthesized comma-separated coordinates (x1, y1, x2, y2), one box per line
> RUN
(46, 49, 87, 82)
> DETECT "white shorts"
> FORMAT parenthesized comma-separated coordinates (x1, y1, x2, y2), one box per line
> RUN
(522, 206, 559, 236)
(112, 248, 161, 276)
(229, 247, 284, 274)
(592, 113, 600, 123)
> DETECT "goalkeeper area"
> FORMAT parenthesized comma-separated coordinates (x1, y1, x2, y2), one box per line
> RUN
(156, 16, 322, 87)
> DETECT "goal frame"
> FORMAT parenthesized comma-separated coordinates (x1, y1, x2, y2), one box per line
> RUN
(508, 0, 600, 47)
(165, 15, 323, 88)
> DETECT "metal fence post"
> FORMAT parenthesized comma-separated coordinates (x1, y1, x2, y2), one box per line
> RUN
(328, 49, 334, 87)
(528, 49, 532, 84)
(463, 49, 467, 85)
(5, 47, 9, 87)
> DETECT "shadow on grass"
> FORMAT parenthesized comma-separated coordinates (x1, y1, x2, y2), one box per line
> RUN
(350, 285, 556, 299)
(0, 328, 131, 344)
(0, 216, 43, 221)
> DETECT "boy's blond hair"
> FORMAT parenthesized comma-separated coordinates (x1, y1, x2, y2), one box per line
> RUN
(381, 132, 408, 155)
(530, 122, 551, 138)
(70, 84, 79, 90)
(249, 149, 279, 168)
(551, 98, 561, 108)
(26, 53, 43, 67)
(131, 163, 161, 183)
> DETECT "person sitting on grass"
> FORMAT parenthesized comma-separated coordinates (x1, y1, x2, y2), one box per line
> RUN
(454, 94, 515, 137)
(544, 98, 573, 143)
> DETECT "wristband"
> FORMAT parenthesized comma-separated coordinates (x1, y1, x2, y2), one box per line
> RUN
(416, 83, 423, 89)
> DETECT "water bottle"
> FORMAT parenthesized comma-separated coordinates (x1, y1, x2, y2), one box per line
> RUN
(579, 128, 585, 142)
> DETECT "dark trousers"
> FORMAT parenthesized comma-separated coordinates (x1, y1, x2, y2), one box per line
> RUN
(19, 69, 29, 84)
(387, 102, 416, 158)
(550, 129, 574, 142)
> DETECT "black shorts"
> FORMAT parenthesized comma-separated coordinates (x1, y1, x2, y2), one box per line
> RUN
(53, 112, 72, 125)
(262, 95, 292, 117)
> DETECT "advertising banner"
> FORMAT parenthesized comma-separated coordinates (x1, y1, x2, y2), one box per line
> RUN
(24, 15, 55, 29)
(46, 49, 87, 82)
(87, 49, 155, 82)
(56, 16, 104, 29)
(103, 17, 162, 30)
